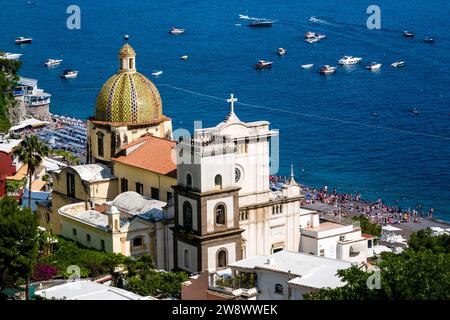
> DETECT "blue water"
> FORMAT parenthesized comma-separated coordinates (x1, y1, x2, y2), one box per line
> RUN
(1, 0, 449, 220)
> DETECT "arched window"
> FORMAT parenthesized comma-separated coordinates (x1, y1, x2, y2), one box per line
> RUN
(186, 173, 192, 189)
(214, 174, 222, 189)
(96, 132, 104, 157)
(183, 202, 193, 229)
(215, 204, 225, 225)
(274, 284, 284, 295)
(184, 249, 190, 268)
(217, 249, 227, 268)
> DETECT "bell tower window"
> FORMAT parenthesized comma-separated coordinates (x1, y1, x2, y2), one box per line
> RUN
(215, 204, 225, 225)
(183, 201, 193, 229)
(214, 174, 222, 190)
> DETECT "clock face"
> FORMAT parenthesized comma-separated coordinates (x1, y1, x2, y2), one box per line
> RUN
(235, 167, 242, 183)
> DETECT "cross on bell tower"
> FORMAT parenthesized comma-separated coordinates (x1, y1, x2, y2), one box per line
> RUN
(227, 94, 238, 114)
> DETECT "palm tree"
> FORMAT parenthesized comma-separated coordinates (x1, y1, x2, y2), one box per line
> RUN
(13, 135, 49, 209)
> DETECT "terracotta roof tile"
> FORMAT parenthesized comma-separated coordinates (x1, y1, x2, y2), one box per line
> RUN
(112, 136, 177, 178)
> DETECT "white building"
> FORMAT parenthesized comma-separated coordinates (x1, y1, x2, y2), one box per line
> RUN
(58, 191, 174, 270)
(206, 250, 352, 300)
(298, 213, 370, 264)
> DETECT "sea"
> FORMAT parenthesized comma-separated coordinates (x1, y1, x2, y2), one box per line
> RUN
(1, 0, 449, 221)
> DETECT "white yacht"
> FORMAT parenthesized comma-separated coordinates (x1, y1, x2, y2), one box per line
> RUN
(255, 60, 273, 69)
(391, 61, 405, 68)
(366, 62, 382, 71)
(170, 27, 185, 34)
(0, 52, 22, 60)
(15, 37, 32, 44)
(277, 48, 286, 55)
(181, 55, 189, 60)
(305, 37, 320, 43)
(338, 56, 362, 65)
(44, 59, 63, 67)
(319, 65, 336, 74)
(61, 70, 78, 79)
(151, 70, 163, 76)
(301, 64, 314, 69)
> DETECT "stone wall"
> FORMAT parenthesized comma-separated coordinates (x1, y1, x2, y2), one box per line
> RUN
(25, 103, 51, 121)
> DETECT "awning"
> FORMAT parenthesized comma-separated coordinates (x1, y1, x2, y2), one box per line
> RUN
(9, 118, 50, 132)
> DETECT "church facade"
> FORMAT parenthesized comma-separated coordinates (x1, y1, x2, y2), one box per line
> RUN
(172, 96, 304, 273)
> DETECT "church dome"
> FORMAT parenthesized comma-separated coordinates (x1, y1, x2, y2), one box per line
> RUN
(95, 43, 163, 123)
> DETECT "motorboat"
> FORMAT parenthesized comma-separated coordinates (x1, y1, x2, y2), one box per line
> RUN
(403, 31, 414, 37)
(170, 27, 185, 34)
(366, 62, 382, 71)
(15, 36, 32, 44)
(151, 70, 163, 76)
(181, 55, 189, 60)
(301, 64, 314, 69)
(424, 37, 435, 43)
(247, 20, 273, 27)
(255, 60, 273, 69)
(61, 69, 78, 79)
(304, 32, 325, 43)
(277, 48, 286, 56)
(338, 56, 362, 65)
(319, 65, 336, 74)
(0, 52, 22, 60)
(44, 59, 63, 67)
(410, 108, 420, 115)
(391, 61, 405, 68)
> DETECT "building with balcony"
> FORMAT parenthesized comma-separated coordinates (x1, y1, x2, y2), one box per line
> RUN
(13, 77, 51, 121)
(0, 136, 24, 199)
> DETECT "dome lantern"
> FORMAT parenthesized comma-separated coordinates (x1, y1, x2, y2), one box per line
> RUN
(119, 43, 136, 73)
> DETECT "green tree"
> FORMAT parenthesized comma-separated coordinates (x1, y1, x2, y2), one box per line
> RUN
(0, 197, 38, 300)
(126, 270, 188, 298)
(0, 58, 21, 132)
(352, 215, 382, 236)
(13, 136, 49, 209)
(408, 228, 450, 253)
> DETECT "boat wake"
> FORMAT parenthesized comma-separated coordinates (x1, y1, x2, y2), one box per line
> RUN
(239, 14, 275, 22)
(309, 16, 330, 25)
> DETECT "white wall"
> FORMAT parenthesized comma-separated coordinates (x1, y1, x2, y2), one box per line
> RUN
(207, 242, 236, 271)
(177, 241, 198, 272)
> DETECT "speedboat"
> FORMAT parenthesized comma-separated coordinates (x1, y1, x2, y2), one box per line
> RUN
(255, 60, 273, 69)
(424, 37, 435, 43)
(151, 70, 163, 76)
(0, 52, 22, 60)
(301, 64, 314, 69)
(403, 31, 414, 38)
(44, 59, 63, 67)
(61, 69, 78, 79)
(277, 48, 286, 56)
(15, 37, 32, 44)
(410, 108, 420, 115)
(247, 20, 273, 27)
(170, 27, 185, 34)
(366, 62, 382, 71)
(181, 55, 188, 60)
(319, 65, 336, 74)
(338, 56, 362, 65)
(391, 61, 405, 68)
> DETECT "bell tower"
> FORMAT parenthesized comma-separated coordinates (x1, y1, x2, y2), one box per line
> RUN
(172, 97, 243, 273)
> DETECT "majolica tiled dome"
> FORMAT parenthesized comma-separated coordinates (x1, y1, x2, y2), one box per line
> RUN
(95, 43, 162, 123)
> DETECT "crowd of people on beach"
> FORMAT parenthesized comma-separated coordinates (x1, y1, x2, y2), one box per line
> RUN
(300, 185, 436, 226)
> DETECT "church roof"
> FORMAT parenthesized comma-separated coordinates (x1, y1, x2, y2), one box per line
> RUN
(112, 136, 177, 178)
(94, 43, 163, 124)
